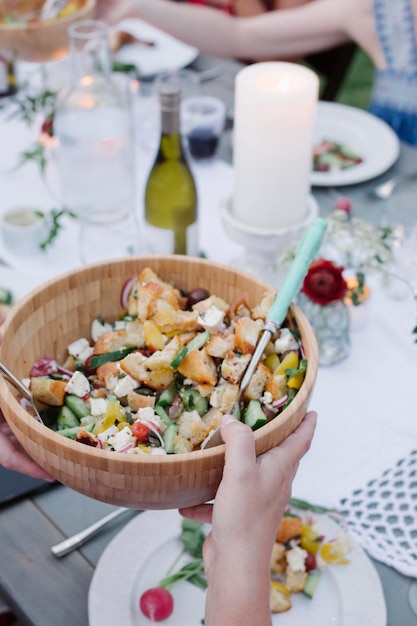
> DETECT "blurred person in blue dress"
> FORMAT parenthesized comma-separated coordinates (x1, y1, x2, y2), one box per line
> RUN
(97, 0, 417, 147)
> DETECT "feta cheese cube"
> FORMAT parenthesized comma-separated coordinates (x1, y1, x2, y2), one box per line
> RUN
(89, 397, 108, 417)
(65, 371, 90, 397)
(274, 328, 299, 354)
(107, 426, 135, 451)
(91, 319, 112, 343)
(113, 374, 138, 398)
(197, 306, 225, 333)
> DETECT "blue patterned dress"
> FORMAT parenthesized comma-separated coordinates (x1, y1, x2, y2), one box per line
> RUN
(369, 0, 417, 146)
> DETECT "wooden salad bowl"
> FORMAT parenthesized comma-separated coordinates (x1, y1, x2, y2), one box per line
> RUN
(0, 256, 318, 510)
(0, 0, 96, 62)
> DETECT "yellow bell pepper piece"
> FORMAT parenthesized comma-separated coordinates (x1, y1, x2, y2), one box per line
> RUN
(144, 319, 165, 352)
(270, 580, 291, 596)
(321, 542, 350, 565)
(264, 353, 280, 372)
(300, 522, 322, 555)
(287, 372, 305, 390)
(274, 351, 299, 377)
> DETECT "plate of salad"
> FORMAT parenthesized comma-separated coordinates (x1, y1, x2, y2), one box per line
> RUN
(88, 507, 386, 625)
(311, 102, 400, 187)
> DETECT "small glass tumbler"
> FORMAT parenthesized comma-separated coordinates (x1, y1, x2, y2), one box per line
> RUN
(182, 95, 226, 160)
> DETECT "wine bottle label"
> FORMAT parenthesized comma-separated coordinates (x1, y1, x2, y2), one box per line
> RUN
(145, 222, 199, 257)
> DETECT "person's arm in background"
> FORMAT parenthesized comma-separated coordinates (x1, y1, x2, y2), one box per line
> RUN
(96, 0, 367, 62)
(179, 411, 317, 626)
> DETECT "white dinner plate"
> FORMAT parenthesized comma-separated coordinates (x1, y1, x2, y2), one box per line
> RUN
(88, 509, 387, 626)
(311, 102, 400, 187)
(114, 19, 198, 77)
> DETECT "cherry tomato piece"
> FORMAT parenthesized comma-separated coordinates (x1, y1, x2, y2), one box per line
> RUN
(139, 587, 174, 622)
(132, 421, 152, 443)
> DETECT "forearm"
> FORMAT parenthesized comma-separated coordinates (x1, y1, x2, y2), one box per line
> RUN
(205, 555, 272, 626)
(128, 0, 350, 60)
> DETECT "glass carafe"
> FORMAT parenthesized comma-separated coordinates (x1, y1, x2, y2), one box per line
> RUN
(54, 20, 139, 264)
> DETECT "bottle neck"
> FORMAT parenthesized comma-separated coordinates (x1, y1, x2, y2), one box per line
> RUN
(68, 20, 111, 85)
(161, 104, 180, 135)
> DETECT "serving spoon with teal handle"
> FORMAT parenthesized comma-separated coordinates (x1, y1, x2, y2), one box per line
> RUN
(201, 216, 328, 450)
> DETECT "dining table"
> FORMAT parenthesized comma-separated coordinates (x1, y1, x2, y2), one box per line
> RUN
(0, 42, 417, 626)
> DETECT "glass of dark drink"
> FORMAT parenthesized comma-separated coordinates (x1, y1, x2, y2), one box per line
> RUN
(182, 95, 226, 160)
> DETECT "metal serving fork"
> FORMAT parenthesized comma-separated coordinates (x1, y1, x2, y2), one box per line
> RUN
(0, 360, 44, 425)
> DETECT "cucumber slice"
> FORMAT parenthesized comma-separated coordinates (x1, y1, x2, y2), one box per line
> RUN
(170, 330, 210, 370)
(303, 571, 321, 598)
(157, 384, 177, 407)
(57, 405, 80, 430)
(88, 347, 136, 370)
(0, 288, 13, 305)
(154, 404, 172, 427)
(57, 423, 95, 440)
(179, 388, 208, 417)
(162, 423, 178, 454)
(65, 394, 90, 419)
(243, 400, 267, 430)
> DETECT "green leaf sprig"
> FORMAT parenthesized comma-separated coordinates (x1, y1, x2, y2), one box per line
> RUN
(158, 519, 208, 592)
(39, 208, 77, 251)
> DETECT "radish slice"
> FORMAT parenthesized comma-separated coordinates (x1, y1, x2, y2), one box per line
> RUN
(120, 276, 136, 309)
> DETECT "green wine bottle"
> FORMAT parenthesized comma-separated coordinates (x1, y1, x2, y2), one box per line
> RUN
(145, 83, 198, 256)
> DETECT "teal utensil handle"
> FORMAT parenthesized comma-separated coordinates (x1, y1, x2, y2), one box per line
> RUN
(267, 217, 328, 325)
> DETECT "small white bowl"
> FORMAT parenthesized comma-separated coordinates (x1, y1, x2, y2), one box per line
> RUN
(1, 208, 49, 256)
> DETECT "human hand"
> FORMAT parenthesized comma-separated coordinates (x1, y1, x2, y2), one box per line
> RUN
(0, 331, 53, 481)
(0, 413, 54, 481)
(179, 411, 317, 625)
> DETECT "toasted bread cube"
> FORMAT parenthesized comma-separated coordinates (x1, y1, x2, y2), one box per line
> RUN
(96, 361, 121, 388)
(209, 381, 239, 413)
(220, 351, 251, 385)
(252, 290, 276, 320)
(178, 349, 218, 386)
(243, 363, 272, 401)
(270, 542, 287, 575)
(205, 333, 235, 359)
(120, 337, 180, 390)
(234, 317, 263, 355)
(173, 436, 193, 454)
(127, 391, 156, 412)
(125, 320, 146, 348)
(285, 568, 307, 594)
(270, 582, 292, 613)
(201, 407, 222, 431)
(29, 378, 67, 406)
(93, 330, 131, 355)
(177, 410, 209, 447)
(192, 295, 230, 315)
(264, 373, 288, 401)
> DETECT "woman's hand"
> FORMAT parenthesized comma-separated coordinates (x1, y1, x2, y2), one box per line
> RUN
(0, 412, 53, 480)
(179, 410, 317, 626)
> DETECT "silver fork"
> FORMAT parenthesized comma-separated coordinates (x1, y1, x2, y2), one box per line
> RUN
(0, 361, 44, 425)
(369, 171, 417, 200)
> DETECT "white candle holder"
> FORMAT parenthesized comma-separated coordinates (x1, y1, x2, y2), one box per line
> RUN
(221, 194, 319, 287)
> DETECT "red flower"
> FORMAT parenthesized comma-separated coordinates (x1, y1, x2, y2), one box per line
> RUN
(302, 258, 348, 306)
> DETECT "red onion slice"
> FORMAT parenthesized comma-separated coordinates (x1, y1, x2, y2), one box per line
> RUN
(272, 395, 288, 409)
(120, 276, 136, 310)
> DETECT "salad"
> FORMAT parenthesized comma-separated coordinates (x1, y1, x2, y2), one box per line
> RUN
(26, 267, 308, 454)
(313, 139, 363, 172)
(137, 505, 350, 621)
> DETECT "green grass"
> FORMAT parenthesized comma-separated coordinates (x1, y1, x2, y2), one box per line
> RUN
(335, 49, 374, 110)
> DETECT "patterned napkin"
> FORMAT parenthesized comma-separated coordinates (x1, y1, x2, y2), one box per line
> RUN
(339, 449, 417, 578)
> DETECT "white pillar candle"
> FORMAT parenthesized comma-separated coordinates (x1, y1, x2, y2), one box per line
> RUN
(233, 62, 319, 230)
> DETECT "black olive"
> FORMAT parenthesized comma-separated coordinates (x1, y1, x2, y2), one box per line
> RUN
(187, 287, 210, 307)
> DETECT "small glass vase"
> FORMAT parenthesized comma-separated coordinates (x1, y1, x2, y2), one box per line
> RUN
(297, 293, 350, 366)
